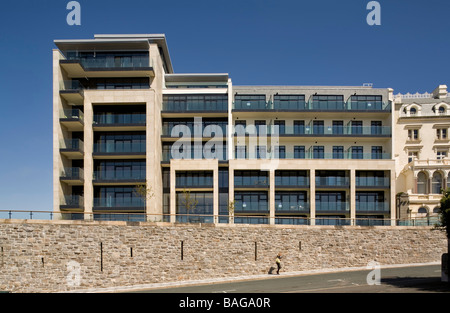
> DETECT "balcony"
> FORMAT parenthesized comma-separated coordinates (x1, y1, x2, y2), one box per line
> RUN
(232, 100, 391, 112)
(93, 113, 146, 131)
(316, 176, 350, 188)
(60, 80, 84, 106)
(93, 170, 146, 185)
(356, 177, 390, 188)
(60, 167, 84, 185)
(275, 201, 309, 213)
(60, 195, 84, 210)
(93, 197, 145, 210)
(356, 201, 390, 213)
(60, 139, 84, 159)
(93, 141, 146, 159)
(315, 201, 349, 213)
(60, 53, 154, 78)
(161, 123, 227, 139)
(235, 125, 391, 137)
(60, 109, 84, 131)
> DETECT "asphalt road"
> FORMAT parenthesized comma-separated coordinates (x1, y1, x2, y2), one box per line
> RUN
(139, 265, 450, 293)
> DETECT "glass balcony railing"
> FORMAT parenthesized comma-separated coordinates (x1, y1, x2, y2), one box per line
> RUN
(93, 170, 146, 181)
(60, 167, 84, 180)
(93, 113, 146, 126)
(275, 202, 309, 212)
(93, 142, 145, 153)
(315, 202, 349, 212)
(61, 195, 84, 207)
(233, 101, 391, 112)
(93, 197, 145, 208)
(316, 177, 350, 187)
(60, 139, 84, 152)
(239, 125, 391, 136)
(162, 102, 228, 112)
(60, 109, 84, 121)
(234, 151, 391, 160)
(65, 52, 151, 69)
(235, 201, 269, 212)
(356, 177, 390, 187)
(162, 123, 227, 137)
(356, 202, 389, 212)
(60, 80, 84, 91)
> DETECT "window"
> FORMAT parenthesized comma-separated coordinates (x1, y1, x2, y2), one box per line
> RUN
(436, 128, 448, 140)
(234, 95, 266, 110)
(371, 146, 383, 159)
(274, 146, 286, 159)
(315, 192, 346, 211)
(254, 120, 267, 135)
(313, 146, 324, 159)
(312, 95, 344, 110)
(293, 121, 305, 134)
(234, 171, 269, 187)
(333, 146, 344, 159)
(351, 121, 363, 135)
(275, 192, 307, 212)
(273, 95, 305, 110)
(234, 120, 247, 135)
(275, 170, 309, 187)
(408, 151, 419, 163)
(294, 146, 305, 159)
(432, 172, 443, 194)
(350, 95, 383, 110)
(408, 129, 419, 141)
(437, 151, 447, 160)
(418, 207, 428, 215)
(371, 121, 382, 135)
(417, 172, 428, 194)
(351, 146, 364, 159)
(274, 120, 285, 135)
(410, 107, 417, 115)
(313, 121, 324, 134)
(234, 191, 268, 212)
(256, 145, 267, 159)
(235, 146, 247, 159)
(439, 106, 446, 115)
(332, 121, 343, 135)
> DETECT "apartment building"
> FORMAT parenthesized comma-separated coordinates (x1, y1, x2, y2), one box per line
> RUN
(394, 85, 450, 221)
(53, 34, 398, 225)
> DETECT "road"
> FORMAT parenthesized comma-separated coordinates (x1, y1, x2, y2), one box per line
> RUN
(138, 264, 450, 293)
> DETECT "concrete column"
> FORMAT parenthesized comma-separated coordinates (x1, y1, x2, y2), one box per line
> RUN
(83, 99, 93, 220)
(213, 166, 219, 223)
(170, 165, 176, 223)
(269, 169, 275, 225)
(350, 169, 356, 225)
(228, 166, 235, 224)
(310, 169, 316, 225)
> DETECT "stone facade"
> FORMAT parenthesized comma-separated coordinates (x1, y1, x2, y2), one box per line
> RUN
(0, 219, 446, 293)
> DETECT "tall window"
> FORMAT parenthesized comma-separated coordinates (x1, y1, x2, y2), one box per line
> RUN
(351, 121, 363, 135)
(274, 120, 285, 135)
(408, 129, 419, 140)
(351, 146, 364, 159)
(313, 146, 324, 159)
(332, 121, 343, 135)
(293, 120, 305, 134)
(432, 172, 443, 194)
(294, 146, 305, 159)
(333, 146, 344, 159)
(371, 146, 383, 159)
(313, 121, 324, 134)
(417, 171, 428, 194)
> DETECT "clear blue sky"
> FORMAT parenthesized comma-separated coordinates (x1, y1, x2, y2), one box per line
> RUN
(0, 0, 449, 212)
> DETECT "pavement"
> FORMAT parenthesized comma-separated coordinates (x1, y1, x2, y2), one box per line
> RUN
(66, 262, 450, 293)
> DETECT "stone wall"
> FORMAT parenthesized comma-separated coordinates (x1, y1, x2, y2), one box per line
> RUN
(0, 219, 446, 293)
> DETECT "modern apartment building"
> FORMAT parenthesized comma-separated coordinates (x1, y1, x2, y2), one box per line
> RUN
(54, 34, 437, 226)
(394, 85, 450, 221)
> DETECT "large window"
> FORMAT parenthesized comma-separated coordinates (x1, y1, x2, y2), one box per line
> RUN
(234, 95, 266, 110)
(176, 171, 213, 188)
(275, 191, 308, 212)
(234, 171, 269, 187)
(417, 171, 428, 194)
(350, 95, 383, 110)
(234, 191, 268, 212)
(275, 170, 309, 187)
(176, 192, 213, 223)
(311, 95, 344, 110)
(315, 192, 347, 211)
(94, 160, 145, 181)
(94, 132, 145, 153)
(163, 94, 228, 111)
(356, 191, 386, 212)
(94, 186, 145, 208)
(273, 95, 306, 110)
(432, 172, 443, 194)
